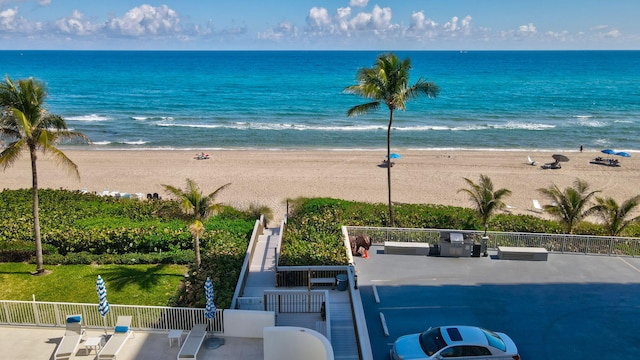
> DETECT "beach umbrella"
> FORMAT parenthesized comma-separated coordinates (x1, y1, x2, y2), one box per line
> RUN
(387, 153, 402, 159)
(203, 277, 224, 348)
(601, 149, 616, 155)
(615, 151, 631, 157)
(552, 154, 569, 162)
(96, 275, 109, 333)
(204, 277, 216, 320)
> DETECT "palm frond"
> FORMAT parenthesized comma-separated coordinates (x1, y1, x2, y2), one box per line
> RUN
(346, 102, 380, 117)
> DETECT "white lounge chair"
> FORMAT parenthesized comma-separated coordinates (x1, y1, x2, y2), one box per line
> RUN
(177, 324, 208, 360)
(97, 316, 134, 360)
(54, 315, 85, 360)
(532, 199, 543, 212)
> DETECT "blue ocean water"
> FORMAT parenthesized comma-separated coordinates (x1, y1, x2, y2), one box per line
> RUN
(1, 50, 638, 151)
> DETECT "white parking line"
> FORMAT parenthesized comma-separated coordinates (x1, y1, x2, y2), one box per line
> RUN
(380, 312, 390, 337)
(617, 256, 640, 273)
(373, 285, 380, 303)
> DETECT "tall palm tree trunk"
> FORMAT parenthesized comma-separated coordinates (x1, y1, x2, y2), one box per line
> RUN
(193, 233, 201, 269)
(30, 147, 44, 274)
(387, 109, 394, 227)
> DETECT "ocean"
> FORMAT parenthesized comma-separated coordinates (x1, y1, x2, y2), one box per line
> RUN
(1, 50, 639, 152)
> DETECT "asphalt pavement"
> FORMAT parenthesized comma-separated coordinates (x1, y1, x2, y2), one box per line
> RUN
(353, 245, 640, 360)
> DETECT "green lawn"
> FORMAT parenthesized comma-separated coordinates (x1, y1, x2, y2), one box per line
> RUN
(0, 263, 188, 306)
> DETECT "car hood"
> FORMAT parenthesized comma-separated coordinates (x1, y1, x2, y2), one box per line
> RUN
(496, 332, 519, 356)
(393, 334, 427, 359)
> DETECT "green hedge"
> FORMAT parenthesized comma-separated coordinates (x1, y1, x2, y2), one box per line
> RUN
(280, 197, 640, 266)
(0, 240, 58, 262)
(0, 188, 256, 308)
(38, 250, 195, 265)
(0, 189, 255, 256)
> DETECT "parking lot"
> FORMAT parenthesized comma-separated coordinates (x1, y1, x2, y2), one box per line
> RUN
(353, 245, 640, 359)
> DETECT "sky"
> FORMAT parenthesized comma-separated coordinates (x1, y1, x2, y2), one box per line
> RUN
(1, 0, 639, 50)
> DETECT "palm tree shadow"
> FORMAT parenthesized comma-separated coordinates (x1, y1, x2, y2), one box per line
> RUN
(98, 264, 184, 292)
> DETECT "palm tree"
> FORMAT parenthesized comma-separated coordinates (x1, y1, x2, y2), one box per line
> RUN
(0, 76, 89, 274)
(345, 53, 439, 227)
(458, 174, 512, 236)
(591, 195, 640, 236)
(537, 178, 600, 234)
(162, 179, 230, 270)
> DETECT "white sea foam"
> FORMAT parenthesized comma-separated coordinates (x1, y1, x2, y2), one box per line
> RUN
(132, 116, 148, 121)
(121, 140, 147, 145)
(65, 114, 111, 122)
(576, 118, 607, 127)
(153, 121, 559, 133)
(492, 122, 555, 130)
(91, 141, 111, 146)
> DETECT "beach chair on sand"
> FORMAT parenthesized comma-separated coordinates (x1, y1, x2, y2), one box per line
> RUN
(532, 199, 543, 212)
(97, 316, 134, 360)
(54, 315, 85, 360)
(177, 324, 208, 360)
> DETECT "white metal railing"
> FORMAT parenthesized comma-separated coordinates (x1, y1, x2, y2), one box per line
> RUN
(264, 290, 325, 314)
(345, 226, 640, 257)
(0, 300, 224, 332)
(264, 289, 331, 342)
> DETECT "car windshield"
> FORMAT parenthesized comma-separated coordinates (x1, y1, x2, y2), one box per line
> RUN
(481, 328, 506, 352)
(419, 327, 448, 356)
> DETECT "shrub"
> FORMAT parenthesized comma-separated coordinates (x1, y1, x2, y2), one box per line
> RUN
(39, 250, 196, 265)
(0, 240, 58, 262)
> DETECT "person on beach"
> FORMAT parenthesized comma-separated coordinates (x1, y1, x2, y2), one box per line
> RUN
(580, 145, 583, 152)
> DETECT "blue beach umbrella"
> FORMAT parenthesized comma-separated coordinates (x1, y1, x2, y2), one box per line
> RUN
(203, 277, 224, 348)
(96, 275, 109, 332)
(387, 153, 402, 159)
(615, 151, 631, 157)
(601, 149, 616, 155)
(204, 277, 216, 320)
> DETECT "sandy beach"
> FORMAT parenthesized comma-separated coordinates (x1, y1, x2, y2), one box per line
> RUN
(1, 149, 638, 223)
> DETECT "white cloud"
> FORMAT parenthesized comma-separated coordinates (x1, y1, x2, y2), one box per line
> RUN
(353, 5, 392, 31)
(0, 2, 635, 50)
(0, 6, 33, 32)
(603, 29, 621, 38)
(409, 11, 437, 31)
(518, 23, 536, 35)
(349, 0, 368, 7)
(258, 21, 298, 41)
(105, 5, 181, 37)
(443, 15, 472, 35)
(307, 7, 331, 29)
(54, 10, 99, 35)
(336, 7, 351, 32)
(590, 25, 621, 39)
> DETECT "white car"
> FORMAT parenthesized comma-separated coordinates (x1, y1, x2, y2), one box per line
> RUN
(390, 325, 520, 360)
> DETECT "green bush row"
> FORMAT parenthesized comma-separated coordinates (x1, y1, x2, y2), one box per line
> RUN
(280, 197, 640, 266)
(0, 240, 58, 262)
(35, 249, 195, 265)
(0, 189, 255, 256)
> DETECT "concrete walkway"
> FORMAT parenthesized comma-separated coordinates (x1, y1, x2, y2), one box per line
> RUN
(241, 226, 360, 359)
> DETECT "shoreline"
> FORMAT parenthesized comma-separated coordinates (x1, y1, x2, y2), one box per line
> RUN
(58, 146, 640, 153)
(2, 149, 638, 223)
